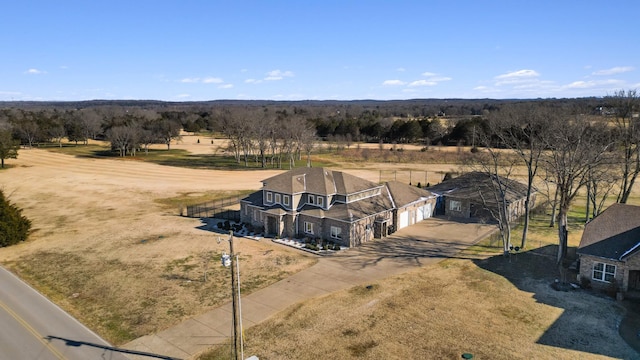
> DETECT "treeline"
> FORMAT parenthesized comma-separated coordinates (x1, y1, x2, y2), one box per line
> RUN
(0, 96, 621, 167)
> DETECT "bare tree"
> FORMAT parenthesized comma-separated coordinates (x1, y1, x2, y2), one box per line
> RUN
(542, 111, 613, 266)
(0, 122, 19, 168)
(607, 89, 640, 203)
(487, 103, 551, 248)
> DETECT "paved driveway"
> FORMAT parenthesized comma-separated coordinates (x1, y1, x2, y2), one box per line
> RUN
(124, 217, 496, 359)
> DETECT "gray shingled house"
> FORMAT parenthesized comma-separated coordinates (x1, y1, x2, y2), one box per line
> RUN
(240, 168, 436, 247)
(577, 203, 640, 296)
(426, 171, 534, 223)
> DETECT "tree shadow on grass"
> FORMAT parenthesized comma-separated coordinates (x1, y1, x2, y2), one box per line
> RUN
(473, 245, 639, 359)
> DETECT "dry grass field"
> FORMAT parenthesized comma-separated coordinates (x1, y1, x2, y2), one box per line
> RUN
(199, 220, 639, 360)
(0, 142, 317, 344)
(1, 138, 639, 359)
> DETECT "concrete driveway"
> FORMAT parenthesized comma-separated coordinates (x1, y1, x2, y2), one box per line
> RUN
(123, 217, 496, 359)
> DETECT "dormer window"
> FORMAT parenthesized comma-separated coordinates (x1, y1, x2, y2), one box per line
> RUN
(283, 195, 290, 206)
(317, 196, 324, 208)
(266, 191, 273, 203)
(275, 193, 281, 204)
(308, 195, 315, 205)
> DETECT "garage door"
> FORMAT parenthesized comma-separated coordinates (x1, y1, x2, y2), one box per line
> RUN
(423, 203, 432, 219)
(399, 211, 409, 229)
(417, 206, 425, 222)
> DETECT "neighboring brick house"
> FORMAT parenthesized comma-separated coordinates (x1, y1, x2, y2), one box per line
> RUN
(426, 172, 535, 223)
(577, 203, 640, 295)
(240, 168, 436, 247)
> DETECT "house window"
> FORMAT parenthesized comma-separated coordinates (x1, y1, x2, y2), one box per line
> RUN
(308, 195, 315, 205)
(593, 262, 616, 283)
(275, 193, 281, 203)
(449, 200, 461, 212)
(283, 195, 290, 206)
(317, 196, 324, 207)
(304, 221, 314, 234)
(266, 192, 273, 203)
(331, 226, 342, 239)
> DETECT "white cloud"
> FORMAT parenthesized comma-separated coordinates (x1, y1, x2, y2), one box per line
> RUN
(265, 70, 294, 81)
(25, 68, 45, 75)
(592, 66, 635, 76)
(566, 79, 624, 89)
(180, 77, 224, 84)
(409, 80, 437, 87)
(473, 86, 489, 91)
(494, 69, 540, 86)
(396, 67, 406, 72)
(218, 84, 234, 89)
(203, 77, 224, 84)
(428, 76, 452, 82)
(245, 78, 262, 84)
(421, 71, 437, 77)
(176, 94, 191, 98)
(382, 79, 406, 86)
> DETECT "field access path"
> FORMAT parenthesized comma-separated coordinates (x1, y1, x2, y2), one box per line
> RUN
(123, 218, 496, 359)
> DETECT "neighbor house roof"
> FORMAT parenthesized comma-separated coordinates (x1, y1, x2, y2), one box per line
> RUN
(261, 167, 381, 196)
(426, 171, 530, 205)
(385, 181, 435, 208)
(578, 203, 640, 261)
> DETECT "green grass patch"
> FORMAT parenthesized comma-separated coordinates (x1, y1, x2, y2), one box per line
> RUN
(154, 190, 254, 209)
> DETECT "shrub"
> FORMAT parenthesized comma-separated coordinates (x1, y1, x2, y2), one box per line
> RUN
(0, 190, 31, 247)
(217, 222, 224, 229)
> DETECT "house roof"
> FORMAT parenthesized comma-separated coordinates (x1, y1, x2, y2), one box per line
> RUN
(577, 203, 640, 261)
(426, 171, 530, 205)
(385, 181, 435, 208)
(261, 167, 381, 196)
(301, 186, 394, 222)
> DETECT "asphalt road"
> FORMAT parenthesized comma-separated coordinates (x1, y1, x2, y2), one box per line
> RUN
(0, 266, 142, 360)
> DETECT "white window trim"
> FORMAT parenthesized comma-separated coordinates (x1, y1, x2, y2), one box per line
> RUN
(593, 262, 616, 283)
(283, 195, 290, 206)
(308, 194, 315, 205)
(304, 221, 314, 234)
(449, 200, 461, 212)
(331, 226, 342, 239)
(275, 193, 281, 204)
(317, 196, 324, 207)
(266, 191, 273, 203)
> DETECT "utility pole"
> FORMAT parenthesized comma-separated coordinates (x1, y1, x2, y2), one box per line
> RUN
(229, 230, 240, 360)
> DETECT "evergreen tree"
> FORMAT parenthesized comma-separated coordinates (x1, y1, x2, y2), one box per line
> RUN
(0, 190, 31, 247)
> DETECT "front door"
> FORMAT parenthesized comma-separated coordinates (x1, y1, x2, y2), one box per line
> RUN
(266, 216, 278, 236)
(629, 270, 640, 290)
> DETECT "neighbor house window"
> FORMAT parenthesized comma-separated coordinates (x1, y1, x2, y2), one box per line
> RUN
(275, 193, 281, 203)
(283, 195, 290, 206)
(331, 226, 342, 239)
(304, 221, 314, 234)
(308, 195, 315, 205)
(593, 262, 616, 283)
(266, 192, 273, 203)
(449, 200, 461, 212)
(317, 196, 324, 207)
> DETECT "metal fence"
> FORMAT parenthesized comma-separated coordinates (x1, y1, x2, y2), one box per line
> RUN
(185, 196, 241, 221)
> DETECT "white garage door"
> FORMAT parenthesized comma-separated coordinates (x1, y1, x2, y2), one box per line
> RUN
(423, 203, 432, 219)
(399, 211, 409, 229)
(417, 206, 425, 222)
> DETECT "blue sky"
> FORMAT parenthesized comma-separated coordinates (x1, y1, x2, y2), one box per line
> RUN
(2, 1, 639, 101)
